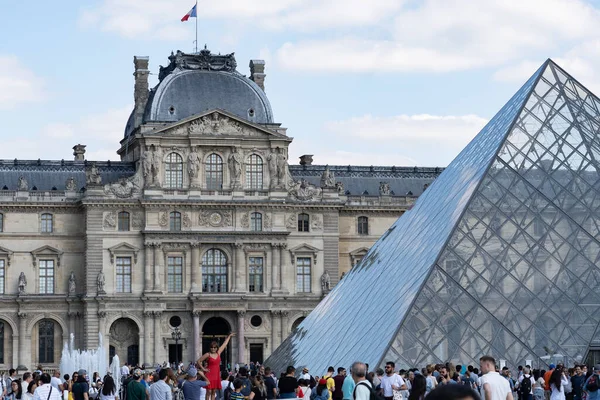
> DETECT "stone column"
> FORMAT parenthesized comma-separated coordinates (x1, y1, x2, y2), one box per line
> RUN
(153, 244, 162, 292)
(192, 311, 201, 361)
(144, 244, 153, 292)
(280, 311, 289, 343)
(153, 312, 162, 364)
(270, 311, 281, 351)
(18, 312, 27, 367)
(237, 311, 246, 364)
(144, 312, 153, 366)
(279, 244, 287, 292)
(235, 243, 245, 292)
(190, 243, 200, 293)
(270, 244, 279, 292)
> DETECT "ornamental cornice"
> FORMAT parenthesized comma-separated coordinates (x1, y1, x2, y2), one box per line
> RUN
(142, 231, 290, 241)
(0, 204, 83, 212)
(138, 200, 345, 211)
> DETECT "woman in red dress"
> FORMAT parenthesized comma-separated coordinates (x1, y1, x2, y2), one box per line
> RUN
(198, 332, 235, 400)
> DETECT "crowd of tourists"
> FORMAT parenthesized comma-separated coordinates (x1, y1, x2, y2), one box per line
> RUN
(5, 353, 600, 400)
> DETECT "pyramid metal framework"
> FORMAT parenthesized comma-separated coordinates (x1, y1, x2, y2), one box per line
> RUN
(266, 60, 600, 372)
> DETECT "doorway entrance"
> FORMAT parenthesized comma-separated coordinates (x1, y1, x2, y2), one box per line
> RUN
(249, 343, 263, 364)
(169, 344, 183, 364)
(109, 318, 140, 366)
(202, 317, 232, 370)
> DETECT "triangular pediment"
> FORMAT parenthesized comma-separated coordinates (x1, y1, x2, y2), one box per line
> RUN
(31, 245, 62, 256)
(149, 109, 290, 139)
(289, 243, 321, 254)
(108, 242, 139, 264)
(108, 242, 138, 253)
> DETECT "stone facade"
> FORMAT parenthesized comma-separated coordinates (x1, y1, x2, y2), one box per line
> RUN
(0, 49, 442, 370)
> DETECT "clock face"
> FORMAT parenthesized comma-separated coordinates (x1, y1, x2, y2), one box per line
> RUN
(209, 212, 223, 227)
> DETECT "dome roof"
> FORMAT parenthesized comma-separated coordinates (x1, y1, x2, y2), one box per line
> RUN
(124, 49, 274, 138)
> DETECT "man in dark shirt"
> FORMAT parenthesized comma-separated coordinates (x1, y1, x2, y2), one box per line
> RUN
(72, 370, 90, 400)
(572, 365, 586, 400)
(180, 367, 208, 400)
(278, 366, 298, 399)
(333, 368, 346, 400)
(264, 368, 277, 399)
(127, 369, 147, 400)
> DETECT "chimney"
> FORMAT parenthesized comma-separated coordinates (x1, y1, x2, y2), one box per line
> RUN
(249, 60, 266, 91)
(299, 155, 313, 166)
(133, 56, 150, 128)
(73, 144, 86, 161)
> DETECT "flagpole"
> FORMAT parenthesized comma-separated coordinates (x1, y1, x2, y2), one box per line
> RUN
(195, 0, 198, 53)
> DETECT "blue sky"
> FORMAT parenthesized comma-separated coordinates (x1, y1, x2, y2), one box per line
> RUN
(2, 0, 600, 166)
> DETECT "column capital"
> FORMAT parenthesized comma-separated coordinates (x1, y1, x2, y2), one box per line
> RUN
(190, 241, 201, 248)
(97, 311, 107, 319)
(191, 311, 202, 317)
(270, 310, 282, 316)
(234, 242, 245, 249)
(18, 312, 27, 319)
(153, 311, 162, 318)
(144, 311, 154, 317)
(281, 310, 289, 317)
(237, 310, 246, 317)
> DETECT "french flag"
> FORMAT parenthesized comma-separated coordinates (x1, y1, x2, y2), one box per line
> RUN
(181, 4, 197, 22)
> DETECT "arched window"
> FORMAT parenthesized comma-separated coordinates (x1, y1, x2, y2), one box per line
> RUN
(38, 319, 55, 363)
(250, 212, 262, 232)
(41, 213, 53, 233)
(0, 213, 3, 232)
(205, 153, 223, 190)
(298, 213, 310, 232)
(118, 211, 130, 231)
(357, 216, 369, 235)
(246, 154, 263, 190)
(170, 211, 181, 231)
(202, 248, 228, 293)
(165, 153, 184, 188)
(0, 321, 3, 363)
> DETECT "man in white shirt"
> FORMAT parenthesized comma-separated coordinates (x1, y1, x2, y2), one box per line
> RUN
(22, 373, 33, 395)
(121, 363, 130, 378)
(479, 356, 513, 400)
(351, 362, 371, 400)
(51, 371, 62, 391)
(33, 374, 62, 400)
(380, 362, 407, 400)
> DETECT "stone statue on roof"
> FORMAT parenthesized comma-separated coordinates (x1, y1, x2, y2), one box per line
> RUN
(379, 181, 390, 196)
(65, 177, 77, 191)
(320, 166, 336, 189)
(86, 163, 102, 185)
(17, 176, 28, 191)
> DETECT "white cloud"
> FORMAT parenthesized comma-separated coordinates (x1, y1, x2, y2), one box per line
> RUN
(305, 113, 489, 166)
(0, 55, 45, 109)
(2, 105, 131, 161)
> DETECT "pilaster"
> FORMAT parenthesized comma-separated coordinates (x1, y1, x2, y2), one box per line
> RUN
(237, 310, 246, 364)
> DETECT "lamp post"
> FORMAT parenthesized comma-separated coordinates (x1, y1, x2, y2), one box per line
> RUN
(171, 326, 182, 369)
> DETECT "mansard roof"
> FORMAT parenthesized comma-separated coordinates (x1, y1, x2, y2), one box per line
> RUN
(0, 160, 135, 191)
(289, 165, 443, 197)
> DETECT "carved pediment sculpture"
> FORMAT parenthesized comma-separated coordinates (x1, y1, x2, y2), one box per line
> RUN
(288, 178, 322, 201)
(187, 112, 251, 136)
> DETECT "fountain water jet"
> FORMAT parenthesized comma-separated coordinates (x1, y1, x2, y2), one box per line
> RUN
(59, 333, 112, 379)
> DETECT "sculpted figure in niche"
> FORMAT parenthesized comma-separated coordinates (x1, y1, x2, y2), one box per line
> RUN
(188, 147, 201, 179)
(267, 150, 278, 189)
(97, 270, 106, 292)
(18, 272, 27, 294)
(65, 177, 77, 191)
(17, 176, 28, 191)
(68, 272, 76, 295)
(276, 148, 288, 187)
(142, 150, 152, 183)
(321, 270, 331, 292)
(228, 147, 243, 186)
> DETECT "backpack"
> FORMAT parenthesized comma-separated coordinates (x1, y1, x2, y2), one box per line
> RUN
(224, 386, 233, 400)
(588, 375, 599, 392)
(519, 376, 531, 397)
(352, 382, 385, 400)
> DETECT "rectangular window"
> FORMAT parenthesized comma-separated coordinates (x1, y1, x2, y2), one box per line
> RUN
(296, 257, 311, 293)
(358, 216, 369, 235)
(39, 260, 55, 294)
(118, 212, 130, 231)
(116, 257, 132, 293)
(41, 214, 53, 233)
(168, 256, 183, 293)
(249, 257, 264, 292)
(0, 260, 4, 294)
(298, 214, 310, 232)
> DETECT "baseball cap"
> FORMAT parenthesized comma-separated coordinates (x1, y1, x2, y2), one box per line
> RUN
(187, 367, 198, 376)
(78, 369, 87, 376)
(133, 369, 142, 378)
(549, 364, 556, 369)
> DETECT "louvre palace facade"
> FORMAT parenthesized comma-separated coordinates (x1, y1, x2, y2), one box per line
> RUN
(0, 49, 440, 370)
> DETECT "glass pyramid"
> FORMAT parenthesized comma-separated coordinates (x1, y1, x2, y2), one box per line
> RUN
(266, 60, 600, 372)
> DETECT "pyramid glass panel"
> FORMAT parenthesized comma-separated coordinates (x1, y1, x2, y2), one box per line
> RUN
(266, 60, 600, 372)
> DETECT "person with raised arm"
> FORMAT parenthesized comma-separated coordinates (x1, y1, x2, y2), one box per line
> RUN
(197, 333, 235, 400)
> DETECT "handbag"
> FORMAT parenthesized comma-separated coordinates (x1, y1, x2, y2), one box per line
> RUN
(392, 389, 403, 400)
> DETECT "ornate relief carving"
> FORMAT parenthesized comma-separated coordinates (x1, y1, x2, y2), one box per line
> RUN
(104, 164, 144, 198)
(336, 181, 345, 194)
(131, 212, 144, 229)
(285, 214, 297, 229)
(199, 210, 232, 227)
(311, 215, 323, 231)
(182, 212, 191, 228)
(264, 213, 272, 229)
(289, 179, 322, 201)
(159, 49, 237, 81)
(158, 211, 169, 227)
(188, 112, 251, 136)
(85, 163, 102, 185)
(65, 177, 77, 191)
(241, 213, 249, 229)
(143, 146, 162, 188)
(103, 211, 117, 230)
(187, 147, 201, 185)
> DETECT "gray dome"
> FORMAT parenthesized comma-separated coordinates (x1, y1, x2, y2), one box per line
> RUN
(146, 69, 273, 125)
(124, 49, 274, 138)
